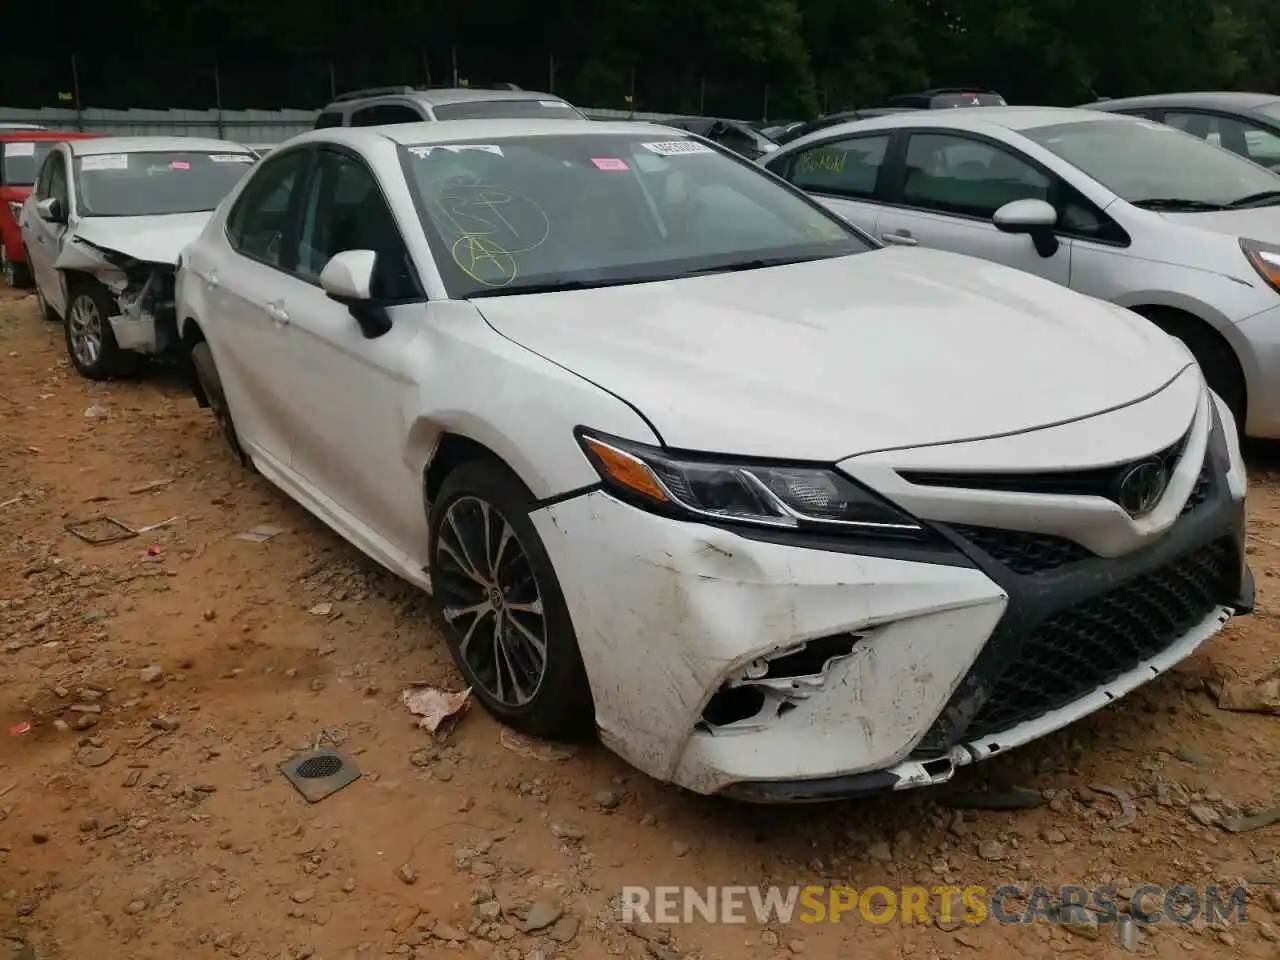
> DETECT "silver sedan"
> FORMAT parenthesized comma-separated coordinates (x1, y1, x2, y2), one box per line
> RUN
(762, 107, 1280, 438)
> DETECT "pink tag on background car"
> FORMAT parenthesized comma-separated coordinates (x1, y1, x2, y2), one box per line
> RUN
(591, 158, 629, 171)
(171, 161, 191, 170)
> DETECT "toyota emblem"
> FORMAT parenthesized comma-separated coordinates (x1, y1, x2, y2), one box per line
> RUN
(1116, 460, 1168, 517)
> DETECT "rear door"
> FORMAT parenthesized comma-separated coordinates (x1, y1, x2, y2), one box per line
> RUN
(765, 131, 894, 235)
(874, 130, 1072, 285)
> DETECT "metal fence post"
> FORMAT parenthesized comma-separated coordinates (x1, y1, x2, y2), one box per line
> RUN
(214, 62, 225, 138)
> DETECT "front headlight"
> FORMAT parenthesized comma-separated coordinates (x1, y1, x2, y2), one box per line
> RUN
(576, 430, 926, 537)
(1241, 238, 1280, 293)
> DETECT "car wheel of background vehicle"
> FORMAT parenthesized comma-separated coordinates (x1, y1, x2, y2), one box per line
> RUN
(190, 341, 250, 468)
(428, 459, 594, 741)
(63, 277, 134, 380)
(1, 248, 32, 288)
(1141, 307, 1246, 430)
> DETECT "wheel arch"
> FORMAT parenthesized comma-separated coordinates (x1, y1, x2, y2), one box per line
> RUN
(417, 426, 549, 520)
(1127, 302, 1247, 419)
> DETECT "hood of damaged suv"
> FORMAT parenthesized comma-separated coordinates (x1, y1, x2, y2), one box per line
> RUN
(62, 212, 211, 266)
(473, 247, 1194, 461)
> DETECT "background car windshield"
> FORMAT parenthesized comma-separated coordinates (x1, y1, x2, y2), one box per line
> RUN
(1, 141, 54, 186)
(1024, 118, 1280, 204)
(431, 100, 584, 121)
(74, 151, 255, 216)
(934, 93, 1006, 107)
(402, 133, 867, 297)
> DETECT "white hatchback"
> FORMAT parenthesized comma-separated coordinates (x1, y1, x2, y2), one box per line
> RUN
(176, 119, 1252, 801)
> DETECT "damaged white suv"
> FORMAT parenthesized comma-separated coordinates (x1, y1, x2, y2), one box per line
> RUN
(21, 136, 256, 379)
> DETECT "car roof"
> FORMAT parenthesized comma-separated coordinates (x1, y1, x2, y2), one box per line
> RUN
(365, 118, 683, 144)
(1086, 91, 1280, 112)
(793, 106, 1131, 142)
(67, 136, 253, 155)
(0, 130, 101, 142)
(333, 88, 565, 108)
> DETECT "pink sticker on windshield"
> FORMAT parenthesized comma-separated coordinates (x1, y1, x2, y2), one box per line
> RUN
(591, 157, 629, 171)
(171, 161, 191, 170)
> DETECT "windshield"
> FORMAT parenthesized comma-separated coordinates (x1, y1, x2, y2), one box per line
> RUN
(431, 99, 584, 121)
(401, 132, 869, 298)
(74, 150, 256, 216)
(1, 141, 55, 186)
(1023, 118, 1280, 206)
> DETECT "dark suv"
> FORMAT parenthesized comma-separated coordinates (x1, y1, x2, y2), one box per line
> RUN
(313, 84, 586, 128)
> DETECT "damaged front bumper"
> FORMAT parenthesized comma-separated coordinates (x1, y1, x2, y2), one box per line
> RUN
(530, 435, 1250, 802)
(56, 236, 179, 355)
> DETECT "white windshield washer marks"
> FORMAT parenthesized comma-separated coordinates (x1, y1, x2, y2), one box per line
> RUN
(5, 142, 36, 156)
(408, 144, 504, 158)
(209, 154, 255, 163)
(641, 140, 714, 156)
(80, 154, 129, 171)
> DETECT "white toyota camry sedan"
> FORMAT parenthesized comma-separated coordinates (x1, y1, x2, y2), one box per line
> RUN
(175, 118, 1253, 802)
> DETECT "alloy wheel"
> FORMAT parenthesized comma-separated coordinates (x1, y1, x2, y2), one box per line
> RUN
(435, 495, 549, 707)
(68, 294, 103, 367)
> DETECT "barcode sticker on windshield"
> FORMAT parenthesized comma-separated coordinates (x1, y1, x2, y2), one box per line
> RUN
(641, 140, 713, 156)
(80, 154, 129, 171)
(6, 142, 36, 156)
(210, 154, 254, 163)
(408, 144, 504, 158)
(538, 100, 571, 108)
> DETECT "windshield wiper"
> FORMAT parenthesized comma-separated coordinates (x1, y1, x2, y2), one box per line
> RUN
(681, 253, 835, 276)
(466, 276, 666, 298)
(1131, 197, 1227, 211)
(1228, 190, 1280, 209)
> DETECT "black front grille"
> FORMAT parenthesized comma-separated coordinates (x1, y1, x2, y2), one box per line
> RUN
(961, 538, 1234, 740)
(949, 524, 1093, 576)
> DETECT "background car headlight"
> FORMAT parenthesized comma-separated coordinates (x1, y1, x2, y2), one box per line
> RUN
(577, 430, 925, 536)
(1241, 238, 1280, 292)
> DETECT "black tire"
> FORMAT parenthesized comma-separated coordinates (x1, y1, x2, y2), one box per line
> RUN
(1, 250, 32, 288)
(190, 341, 250, 468)
(63, 276, 134, 380)
(1142, 308, 1245, 430)
(428, 458, 594, 740)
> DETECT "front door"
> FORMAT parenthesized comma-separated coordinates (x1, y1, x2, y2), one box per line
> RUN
(24, 150, 70, 312)
(876, 132, 1073, 286)
(269, 145, 431, 563)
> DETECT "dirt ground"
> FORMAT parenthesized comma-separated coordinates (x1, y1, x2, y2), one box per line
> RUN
(5, 286, 1280, 960)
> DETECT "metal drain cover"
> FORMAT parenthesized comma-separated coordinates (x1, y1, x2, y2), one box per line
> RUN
(280, 748, 361, 803)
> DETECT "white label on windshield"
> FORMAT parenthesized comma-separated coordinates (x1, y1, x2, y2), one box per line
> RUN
(6, 142, 36, 156)
(641, 140, 713, 156)
(408, 144, 504, 158)
(538, 100, 571, 108)
(81, 154, 129, 171)
(210, 153, 254, 163)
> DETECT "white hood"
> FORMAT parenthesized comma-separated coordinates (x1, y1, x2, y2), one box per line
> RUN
(70, 212, 212, 265)
(1159, 206, 1280, 244)
(474, 247, 1191, 461)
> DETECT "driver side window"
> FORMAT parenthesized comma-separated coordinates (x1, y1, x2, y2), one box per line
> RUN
(38, 153, 68, 207)
(902, 134, 1050, 219)
(295, 149, 420, 299)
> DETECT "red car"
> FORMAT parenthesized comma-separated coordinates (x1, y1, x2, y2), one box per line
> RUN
(0, 130, 101, 287)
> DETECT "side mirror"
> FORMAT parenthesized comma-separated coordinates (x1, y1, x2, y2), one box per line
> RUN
(319, 249, 392, 340)
(992, 198, 1059, 258)
(36, 197, 66, 224)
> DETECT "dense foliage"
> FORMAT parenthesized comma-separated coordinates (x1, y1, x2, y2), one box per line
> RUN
(8, 0, 1279, 118)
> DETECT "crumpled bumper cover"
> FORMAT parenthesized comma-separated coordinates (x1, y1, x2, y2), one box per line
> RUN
(531, 417, 1249, 802)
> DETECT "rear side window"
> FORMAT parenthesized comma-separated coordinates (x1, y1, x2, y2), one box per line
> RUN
(774, 134, 891, 200)
(351, 103, 425, 127)
(314, 110, 344, 129)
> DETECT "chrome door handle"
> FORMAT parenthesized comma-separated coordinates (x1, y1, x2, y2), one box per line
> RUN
(880, 230, 918, 246)
(205, 271, 219, 288)
(267, 302, 290, 326)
